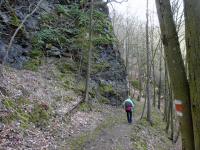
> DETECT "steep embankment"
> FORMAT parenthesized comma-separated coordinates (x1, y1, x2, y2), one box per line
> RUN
(0, 0, 128, 149)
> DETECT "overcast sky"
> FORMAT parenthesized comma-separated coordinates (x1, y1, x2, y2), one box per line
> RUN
(108, 0, 157, 22)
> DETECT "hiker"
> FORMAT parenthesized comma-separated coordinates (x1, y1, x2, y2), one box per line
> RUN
(123, 96, 135, 123)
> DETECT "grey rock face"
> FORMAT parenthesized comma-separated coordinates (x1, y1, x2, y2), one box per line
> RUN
(0, 0, 54, 68)
(6, 44, 29, 68)
(91, 45, 128, 105)
(47, 46, 62, 57)
(0, 41, 6, 63)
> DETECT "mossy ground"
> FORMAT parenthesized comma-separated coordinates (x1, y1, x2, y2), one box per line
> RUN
(131, 104, 175, 150)
(24, 58, 43, 71)
(1, 97, 52, 128)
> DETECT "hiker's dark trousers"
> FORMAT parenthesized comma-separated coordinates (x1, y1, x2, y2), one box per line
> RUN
(126, 111, 132, 123)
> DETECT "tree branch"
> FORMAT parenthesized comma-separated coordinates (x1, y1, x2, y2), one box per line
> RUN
(3, 0, 44, 65)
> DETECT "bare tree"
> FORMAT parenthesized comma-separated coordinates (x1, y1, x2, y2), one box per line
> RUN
(84, 0, 94, 103)
(146, 0, 152, 124)
(157, 43, 162, 110)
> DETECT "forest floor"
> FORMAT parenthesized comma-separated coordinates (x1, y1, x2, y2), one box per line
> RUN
(65, 99, 181, 150)
(0, 65, 181, 150)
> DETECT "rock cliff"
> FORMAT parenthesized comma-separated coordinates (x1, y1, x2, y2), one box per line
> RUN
(0, 0, 128, 104)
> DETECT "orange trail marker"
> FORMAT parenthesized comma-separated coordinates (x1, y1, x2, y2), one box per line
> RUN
(174, 99, 183, 117)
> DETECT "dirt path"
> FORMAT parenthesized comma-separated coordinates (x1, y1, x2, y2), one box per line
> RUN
(83, 122, 134, 150)
(65, 98, 180, 150)
(67, 100, 178, 150)
(79, 102, 141, 150)
(66, 104, 137, 150)
(65, 99, 144, 150)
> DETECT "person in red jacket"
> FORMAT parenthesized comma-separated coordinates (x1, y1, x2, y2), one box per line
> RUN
(123, 96, 135, 123)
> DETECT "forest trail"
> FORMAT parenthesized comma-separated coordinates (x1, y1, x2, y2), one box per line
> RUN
(80, 97, 143, 150)
(83, 118, 134, 150)
(66, 100, 143, 150)
(66, 99, 178, 150)
(81, 100, 140, 150)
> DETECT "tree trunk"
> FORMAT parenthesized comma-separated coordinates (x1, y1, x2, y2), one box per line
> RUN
(158, 43, 162, 110)
(141, 84, 147, 119)
(84, 0, 94, 102)
(152, 58, 156, 107)
(146, 0, 152, 123)
(150, 20, 156, 108)
(136, 42, 142, 101)
(138, 63, 142, 102)
(125, 19, 130, 96)
(184, 0, 200, 149)
(166, 99, 171, 133)
(163, 62, 168, 122)
(155, 0, 194, 149)
(170, 93, 174, 141)
(125, 19, 129, 71)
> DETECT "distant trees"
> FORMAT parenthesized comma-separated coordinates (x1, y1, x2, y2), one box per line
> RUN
(111, 0, 200, 148)
(111, 5, 161, 123)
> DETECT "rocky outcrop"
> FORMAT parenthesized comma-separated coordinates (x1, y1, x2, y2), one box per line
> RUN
(0, 0, 53, 68)
(91, 45, 128, 105)
(0, 0, 128, 104)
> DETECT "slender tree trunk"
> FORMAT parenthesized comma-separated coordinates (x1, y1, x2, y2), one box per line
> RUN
(84, 0, 94, 102)
(150, 19, 156, 108)
(184, 0, 200, 149)
(163, 61, 168, 121)
(155, 0, 194, 149)
(166, 99, 171, 133)
(170, 93, 174, 141)
(146, 0, 152, 123)
(152, 58, 156, 107)
(141, 84, 147, 120)
(125, 20, 130, 96)
(158, 44, 162, 110)
(125, 19, 129, 71)
(136, 42, 142, 101)
(174, 127, 180, 144)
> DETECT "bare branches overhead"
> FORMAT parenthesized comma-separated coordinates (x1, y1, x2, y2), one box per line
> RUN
(106, 0, 128, 4)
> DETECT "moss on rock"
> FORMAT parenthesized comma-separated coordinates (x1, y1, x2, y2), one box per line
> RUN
(24, 58, 42, 71)
(99, 83, 114, 95)
(92, 62, 110, 74)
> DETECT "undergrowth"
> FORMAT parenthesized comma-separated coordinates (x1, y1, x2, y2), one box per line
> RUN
(131, 107, 174, 150)
(24, 2, 115, 74)
(1, 98, 52, 128)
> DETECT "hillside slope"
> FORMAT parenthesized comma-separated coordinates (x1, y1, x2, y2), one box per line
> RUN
(0, 0, 128, 103)
(0, 0, 128, 149)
